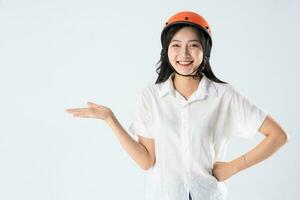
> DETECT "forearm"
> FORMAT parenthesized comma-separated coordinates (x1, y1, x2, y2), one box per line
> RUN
(105, 112, 151, 170)
(230, 133, 288, 173)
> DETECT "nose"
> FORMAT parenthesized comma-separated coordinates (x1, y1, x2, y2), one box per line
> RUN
(181, 46, 191, 58)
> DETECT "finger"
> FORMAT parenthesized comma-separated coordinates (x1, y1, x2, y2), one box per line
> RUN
(66, 108, 88, 112)
(71, 110, 90, 115)
(87, 102, 99, 107)
(66, 109, 79, 113)
(73, 116, 92, 118)
(73, 113, 92, 118)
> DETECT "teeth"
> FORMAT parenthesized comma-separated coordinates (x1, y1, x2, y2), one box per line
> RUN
(178, 61, 193, 64)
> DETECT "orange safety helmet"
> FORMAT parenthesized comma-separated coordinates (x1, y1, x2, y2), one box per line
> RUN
(160, 11, 212, 47)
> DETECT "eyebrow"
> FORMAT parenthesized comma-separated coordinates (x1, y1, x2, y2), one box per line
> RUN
(170, 39, 200, 43)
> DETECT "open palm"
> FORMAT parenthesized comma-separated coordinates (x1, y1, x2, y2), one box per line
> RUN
(66, 102, 112, 121)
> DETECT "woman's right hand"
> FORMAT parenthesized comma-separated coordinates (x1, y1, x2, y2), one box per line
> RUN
(65, 102, 113, 121)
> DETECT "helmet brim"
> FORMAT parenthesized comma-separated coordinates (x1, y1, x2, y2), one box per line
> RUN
(160, 21, 212, 47)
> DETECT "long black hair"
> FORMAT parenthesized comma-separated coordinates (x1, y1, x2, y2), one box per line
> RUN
(154, 24, 227, 84)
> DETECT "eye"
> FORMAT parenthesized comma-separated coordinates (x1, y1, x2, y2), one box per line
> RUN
(191, 44, 199, 47)
(171, 44, 180, 47)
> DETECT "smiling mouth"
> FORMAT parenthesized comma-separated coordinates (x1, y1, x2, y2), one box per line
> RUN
(177, 61, 193, 67)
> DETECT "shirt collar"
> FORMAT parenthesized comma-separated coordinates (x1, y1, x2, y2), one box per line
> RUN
(158, 72, 218, 100)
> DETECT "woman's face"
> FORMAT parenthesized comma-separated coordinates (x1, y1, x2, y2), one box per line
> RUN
(167, 26, 203, 76)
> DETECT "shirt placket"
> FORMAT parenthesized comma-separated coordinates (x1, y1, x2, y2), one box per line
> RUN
(181, 102, 191, 196)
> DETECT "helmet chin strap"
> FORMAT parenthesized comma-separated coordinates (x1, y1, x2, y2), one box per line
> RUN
(166, 56, 206, 78)
(170, 64, 203, 79)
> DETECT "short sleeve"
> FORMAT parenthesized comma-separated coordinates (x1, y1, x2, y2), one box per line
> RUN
(227, 87, 268, 139)
(128, 90, 154, 139)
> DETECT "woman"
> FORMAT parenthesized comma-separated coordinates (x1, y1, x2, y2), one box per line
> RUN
(66, 11, 289, 200)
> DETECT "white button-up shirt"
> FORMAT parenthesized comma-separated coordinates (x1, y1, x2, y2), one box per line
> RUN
(128, 72, 268, 200)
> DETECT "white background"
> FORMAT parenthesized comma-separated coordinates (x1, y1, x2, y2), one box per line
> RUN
(0, 0, 299, 199)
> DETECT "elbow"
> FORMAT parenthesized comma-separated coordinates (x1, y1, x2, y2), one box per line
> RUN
(135, 160, 149, 171)
(141, 164, 152, 171)
(259, 115, 290, 145)
(274, 131, 290, 146)
(265, 130, 289, 149)
(141, 161, 151, 171)
(281, 131, 290, 144)
(142, 158, 155, 171)
(142, 166, 151, 171)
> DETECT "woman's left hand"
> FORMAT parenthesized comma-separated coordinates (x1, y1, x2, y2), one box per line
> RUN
(212, 161, 237, 181)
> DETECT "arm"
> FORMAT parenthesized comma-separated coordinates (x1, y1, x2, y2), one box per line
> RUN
(230, 115, 289, 173)
(105, 112, 154, 171)
(66, 102, 154, 170)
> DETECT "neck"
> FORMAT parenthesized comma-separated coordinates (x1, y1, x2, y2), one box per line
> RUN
(172, 73, 202, 95)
